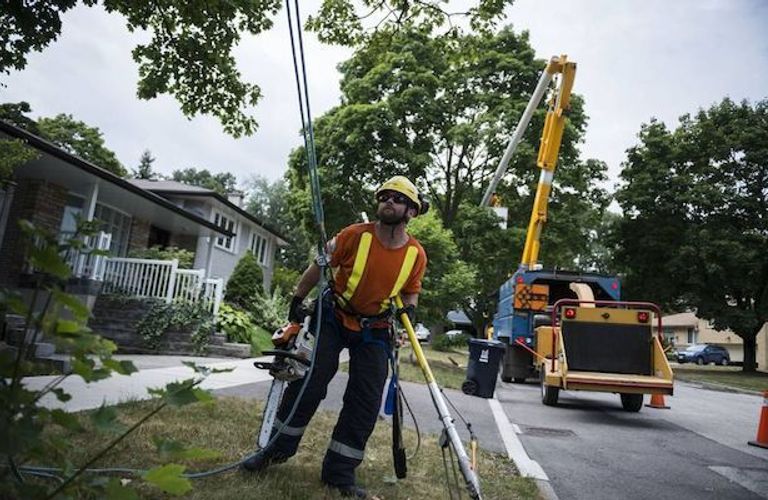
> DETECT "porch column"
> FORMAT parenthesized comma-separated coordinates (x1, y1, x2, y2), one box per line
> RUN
(83, 182, 99, 221)
(204, 236, 215, 278)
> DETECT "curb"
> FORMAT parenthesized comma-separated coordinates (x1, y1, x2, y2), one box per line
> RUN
(488, 398, 558, 499)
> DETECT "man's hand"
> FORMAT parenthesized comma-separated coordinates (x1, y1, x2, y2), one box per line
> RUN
(398, 304, 416, 326)
(289, 296, 309, 324)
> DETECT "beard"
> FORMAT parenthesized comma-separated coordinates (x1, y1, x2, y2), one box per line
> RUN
(378, 205, 405, 225)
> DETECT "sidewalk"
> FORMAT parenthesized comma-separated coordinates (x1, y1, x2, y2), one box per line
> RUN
(22, 355, 274, 412)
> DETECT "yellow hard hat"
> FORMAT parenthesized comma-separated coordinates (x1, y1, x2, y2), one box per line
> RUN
(375, 176, 420, 210)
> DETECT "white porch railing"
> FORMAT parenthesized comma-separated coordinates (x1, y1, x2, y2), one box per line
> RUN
(98, 257, 223, 317)
(65, 231, 112, 279)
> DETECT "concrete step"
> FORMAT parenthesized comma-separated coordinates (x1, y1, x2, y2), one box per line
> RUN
(34, 342, 56, 358)
(209, 333, 227, 346)
(34, 354, 71, 374)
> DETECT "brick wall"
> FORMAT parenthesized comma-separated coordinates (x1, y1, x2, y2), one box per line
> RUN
(0, 178, 67, 286)
(128, 217, 151, 252)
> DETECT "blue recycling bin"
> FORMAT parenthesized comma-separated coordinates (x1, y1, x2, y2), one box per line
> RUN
(461, 339, 505, 398)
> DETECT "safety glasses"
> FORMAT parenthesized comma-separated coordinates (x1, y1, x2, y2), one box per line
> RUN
(376, 191, 409, 205)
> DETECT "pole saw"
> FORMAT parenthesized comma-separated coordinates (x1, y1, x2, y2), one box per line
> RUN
(395, 296, 483, 499)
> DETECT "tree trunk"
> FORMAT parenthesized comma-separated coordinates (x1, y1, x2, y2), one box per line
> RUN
(742, 332, 757, 373)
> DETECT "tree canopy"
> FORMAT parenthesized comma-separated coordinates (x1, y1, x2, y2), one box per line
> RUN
(171, 168, 237, 195)
(37, 114, 127, 176)
(1, 1, 512, 137)
(614, 98, 768, 371)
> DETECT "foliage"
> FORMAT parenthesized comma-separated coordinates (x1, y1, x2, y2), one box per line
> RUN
(129, 245, 194, 269)
(0, 138, 38, 182)
(406, 212, 476, 328)
(133, 149, 160, 180)
(271, 265, 301, 294)
(224, 252, 264, 308)
(0, 101, 41, 133)
(0, 219, 221, 498)
(614, 98, 768, 372)
(306, 0, 514, 45)
(136, 300, 214, 353)
(251, 286, 290, 333)
(217, 302, 258, 344)
(37, 113, 126, 176)
(431, 332, 470, 352)
(172, 167, 238, 195)
(286, 25, 603, 235)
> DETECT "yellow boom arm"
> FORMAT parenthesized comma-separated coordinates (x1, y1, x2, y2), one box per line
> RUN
(520, 55, 576, 269)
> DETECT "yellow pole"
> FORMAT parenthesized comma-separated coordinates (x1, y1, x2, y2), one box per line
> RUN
(394, 296, 482, 499)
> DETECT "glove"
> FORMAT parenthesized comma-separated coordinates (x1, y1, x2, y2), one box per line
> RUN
(398, 304, 416, 326)
(288, 296, 309, 324)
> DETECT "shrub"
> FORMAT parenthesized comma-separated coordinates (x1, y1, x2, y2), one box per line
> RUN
(251, 286, 290, 332)
(136, 300, 214, 353)
(271, 265, 300, 294)
(250, 325, 274, 356)
(129, 245, 194, 268)
(225, 253, 263, 308)
(217, 303, 258, 344)
(432, 332, 470, 352)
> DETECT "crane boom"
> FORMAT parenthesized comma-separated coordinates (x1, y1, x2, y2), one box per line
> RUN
(519, 55, 576, 269)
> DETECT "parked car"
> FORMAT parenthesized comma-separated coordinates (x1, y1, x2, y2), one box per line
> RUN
(444, 329, 465, 339)
(676, 344, 730, 365)
(413, 323, 431, 343)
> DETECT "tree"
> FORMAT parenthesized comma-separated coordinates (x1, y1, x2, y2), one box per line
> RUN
(37, 114, 127, 176)
(1, 102, 42, 181)
(406, 212, 476, 328)
(171, 168, 237, 195)
(287, 25, 601, 232)
(615, 98, 768, 372)
(133, 149, 159, 180)
(2, 1, 511, 138)
(0, 101, 40, 133)
(225, 252, 264, 309)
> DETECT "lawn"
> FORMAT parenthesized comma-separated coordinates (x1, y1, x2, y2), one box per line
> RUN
(43, 397, 536, 499)
(673, 364, 768, 393)
(340, 342, 471, 390)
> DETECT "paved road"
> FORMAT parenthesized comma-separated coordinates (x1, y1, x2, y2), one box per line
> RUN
(496, 379, 768, 499)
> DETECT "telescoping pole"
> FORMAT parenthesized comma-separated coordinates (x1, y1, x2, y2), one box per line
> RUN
(394, 296, 482, 499)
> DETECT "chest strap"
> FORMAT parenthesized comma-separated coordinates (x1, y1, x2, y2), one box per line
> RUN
(339, 232, 419, 311)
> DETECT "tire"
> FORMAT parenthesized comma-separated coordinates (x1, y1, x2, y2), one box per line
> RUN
(501, 375, 513, 383)
(540, 368, 559, 406)
(513, 377, 526, 384)
(696, 357, 704, 365)
(461, 379, 478, 396)
(620, 393, 643, 412)
(720, 357, 729, 366)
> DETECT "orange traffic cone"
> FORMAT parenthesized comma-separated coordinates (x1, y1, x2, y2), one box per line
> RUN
(748, 390, 768, 449)
(645, 393, 670, 409)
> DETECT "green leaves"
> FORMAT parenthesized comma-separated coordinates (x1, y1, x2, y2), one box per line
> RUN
(50, 409, 85, 433)
(149, 379, 213, 407)
(90, 404, 126, 433)
(143, 464, 192, 496)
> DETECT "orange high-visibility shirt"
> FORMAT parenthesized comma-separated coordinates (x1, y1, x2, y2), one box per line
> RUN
(330, 223, 427, 331)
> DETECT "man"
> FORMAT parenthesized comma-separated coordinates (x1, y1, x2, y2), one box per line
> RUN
(243, 176, 428, 498)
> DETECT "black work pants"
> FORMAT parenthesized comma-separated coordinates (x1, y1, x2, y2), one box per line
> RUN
(268, 301, 390, 486)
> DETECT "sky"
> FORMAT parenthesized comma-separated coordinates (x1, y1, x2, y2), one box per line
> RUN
(2, 0, 767, 192)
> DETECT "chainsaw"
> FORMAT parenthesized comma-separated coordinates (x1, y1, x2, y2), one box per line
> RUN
(253, 314, 314, 449)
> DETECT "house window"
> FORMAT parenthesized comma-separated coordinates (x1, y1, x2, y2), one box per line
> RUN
(250, 232, 269, 266)
(214, 212, 236, 251)
(94, 203, 131, 256)
(687, 328, 697, 344)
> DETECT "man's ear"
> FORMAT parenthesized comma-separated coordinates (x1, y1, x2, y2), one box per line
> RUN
(407, 206, 418, 219)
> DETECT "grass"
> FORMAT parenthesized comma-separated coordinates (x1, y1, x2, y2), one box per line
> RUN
(45, 397, 536, 499)
(340, 342, 470, 390)
(673, 363, 768, 393)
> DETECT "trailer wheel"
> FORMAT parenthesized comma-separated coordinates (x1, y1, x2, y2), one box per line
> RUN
(540, 368, 559, 406)
(501, 375, 513, 383)
(620, 393, 643, 412)
(513, 377, 526, 384)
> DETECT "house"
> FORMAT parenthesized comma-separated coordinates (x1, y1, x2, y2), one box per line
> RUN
(0, 120, 286, 311)
(662, 311, 768, 368)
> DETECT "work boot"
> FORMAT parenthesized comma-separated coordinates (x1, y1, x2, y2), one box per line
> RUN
(240, 450, 286, 473)
(325, 482, 368, 498)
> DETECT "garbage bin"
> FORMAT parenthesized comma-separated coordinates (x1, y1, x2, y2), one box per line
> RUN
(461, 339, 505, 398)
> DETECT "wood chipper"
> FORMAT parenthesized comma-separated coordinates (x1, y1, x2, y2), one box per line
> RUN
(528, 297, 674, 411)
